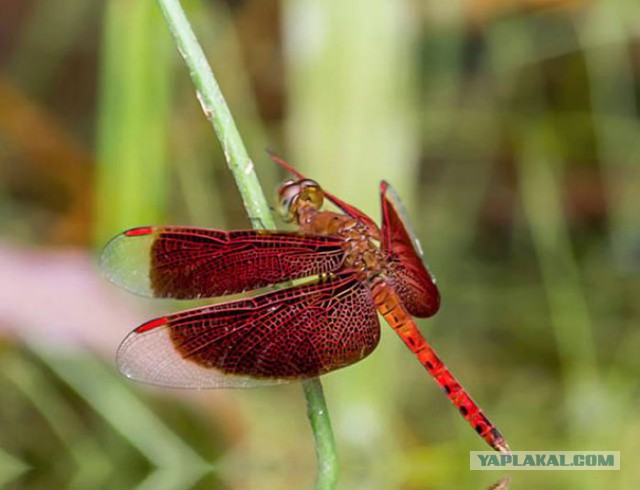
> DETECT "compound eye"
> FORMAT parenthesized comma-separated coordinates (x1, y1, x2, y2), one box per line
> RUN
(276, 178, 325, 222)
(277, 179, 301, 222)
(298, 179, 324, 209)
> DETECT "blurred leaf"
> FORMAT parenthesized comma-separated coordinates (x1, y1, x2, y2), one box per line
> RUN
(95, 0, 173, 245)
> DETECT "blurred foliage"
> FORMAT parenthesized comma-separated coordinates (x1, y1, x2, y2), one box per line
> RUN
(0, 0, 639, 489)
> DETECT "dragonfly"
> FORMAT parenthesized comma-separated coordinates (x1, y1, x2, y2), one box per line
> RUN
(101, 154, 509, 453)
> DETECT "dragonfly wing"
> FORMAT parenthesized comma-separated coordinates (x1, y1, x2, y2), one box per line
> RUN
(101, 227, 347, 299)
(380, 181, 440, 318)
(117, 272, 381, 388)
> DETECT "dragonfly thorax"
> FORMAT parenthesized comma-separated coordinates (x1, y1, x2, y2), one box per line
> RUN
(280, 179, 388, 280)
(292, 201, 388, 280)
(338, 222, 388, 280)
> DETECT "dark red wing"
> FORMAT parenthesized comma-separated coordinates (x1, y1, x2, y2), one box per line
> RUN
(101, 226, 347, 299)
(380, 181, 440, 318)
(116, 272, 381, 388)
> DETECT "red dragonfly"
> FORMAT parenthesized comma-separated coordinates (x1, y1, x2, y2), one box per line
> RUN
(101, 155, 509, 452)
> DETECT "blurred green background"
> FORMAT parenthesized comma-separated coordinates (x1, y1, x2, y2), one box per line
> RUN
(0, 0, 638, 489)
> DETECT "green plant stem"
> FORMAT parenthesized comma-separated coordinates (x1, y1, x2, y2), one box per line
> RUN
(156, 0, 273, 228)
(155, 0, 339, 487)
(302, 378, 339, 488)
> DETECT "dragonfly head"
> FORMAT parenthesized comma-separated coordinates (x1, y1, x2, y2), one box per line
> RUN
(277, 178, 324, 222)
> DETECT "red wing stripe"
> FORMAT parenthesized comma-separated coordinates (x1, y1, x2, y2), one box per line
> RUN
(124, 226, 155, 237)
(136, 316, 170, 333)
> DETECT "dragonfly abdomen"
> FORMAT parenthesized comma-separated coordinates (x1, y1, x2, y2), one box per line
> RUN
(370, 278, 510, 453)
